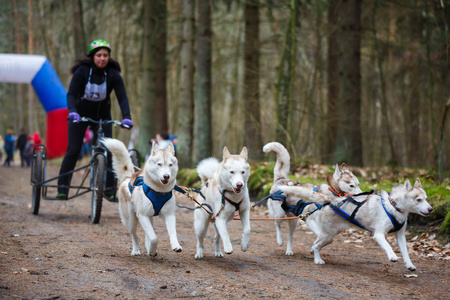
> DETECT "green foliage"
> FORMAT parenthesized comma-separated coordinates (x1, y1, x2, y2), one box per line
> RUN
(177, 168, 201, 189)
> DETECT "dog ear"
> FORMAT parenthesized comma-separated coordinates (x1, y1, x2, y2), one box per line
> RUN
(340, 163, 349, 172)
(333, 163, 341, 178)
(151, 141, 160, 154)
(167, 142, 175, 155)
(404, 179, 412, 191)
(223, 146, 231, 158)
(413, 178, 422, 189)
(239, 147, 248, 160)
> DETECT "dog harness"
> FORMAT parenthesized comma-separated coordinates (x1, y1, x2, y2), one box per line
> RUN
(269, 187, 325, 217)
(219, 189, 243, 211)
(128, 176, 173, 216)
(329, 190, 405, 233)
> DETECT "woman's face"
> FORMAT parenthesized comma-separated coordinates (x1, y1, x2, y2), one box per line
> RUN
(93, 48, 110, 69)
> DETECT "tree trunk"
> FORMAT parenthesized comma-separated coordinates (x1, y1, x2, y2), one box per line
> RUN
(244, 0, 263, 160)
(193, 0, 212, 164)
(154, 0, 168, 134)
(324, 0, 338, 164)
(71, 0, 86, 59)
(438, 98, 450, 182)
(138, 0, 157, 157)
(334, 0, 363, 166)
(177, 0, 195, 168)
(27, 0, 35, 134)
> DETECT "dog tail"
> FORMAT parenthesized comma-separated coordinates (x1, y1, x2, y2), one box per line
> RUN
(196, 157, 220, 186)
(101, 138, 135, 183)
(278, 185, 334, 205)
(263, 142, 290, 180)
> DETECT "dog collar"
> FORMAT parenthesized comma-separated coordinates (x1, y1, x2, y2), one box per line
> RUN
(388, 196, 402, 213)
(219, 189, 242, 211)
(328, 186, 351, 197)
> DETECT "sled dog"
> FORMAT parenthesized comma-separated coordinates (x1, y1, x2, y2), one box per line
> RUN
(263, 142, 362, 255)
(102, 138, 182, 256)
(194, 147, 251, 259)
(279, 178, 432, 270)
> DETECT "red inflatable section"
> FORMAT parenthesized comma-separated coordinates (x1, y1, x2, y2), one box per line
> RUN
(46, 108, 68, 159)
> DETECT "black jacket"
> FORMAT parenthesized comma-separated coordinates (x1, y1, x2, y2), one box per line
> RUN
(67, 63, 131, 120)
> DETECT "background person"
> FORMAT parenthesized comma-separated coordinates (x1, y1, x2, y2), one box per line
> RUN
(57, 39, 133, 200)
(3, 128, 15, 167)
(16, 128, 28, 167)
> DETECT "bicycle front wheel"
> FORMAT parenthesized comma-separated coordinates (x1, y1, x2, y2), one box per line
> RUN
(91, 155, 105, 224)
(31, 150, 44, 215)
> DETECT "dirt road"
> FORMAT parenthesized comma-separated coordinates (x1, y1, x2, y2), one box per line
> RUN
(0, 164, 448, 299)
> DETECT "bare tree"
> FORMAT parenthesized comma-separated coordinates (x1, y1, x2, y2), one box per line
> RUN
(177, 0, 195, 167)
(71, 0, 86, 58)
(244, 0, 263, 160)
(194, 0, 212, 164)
(334, 0, 362, 166)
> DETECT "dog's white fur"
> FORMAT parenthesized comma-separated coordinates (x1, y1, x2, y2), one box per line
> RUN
(279, 178, 433, 270)
(263, 142, 362, 255)
(102, 138, 182, 256)
(194, 147, 251, 259)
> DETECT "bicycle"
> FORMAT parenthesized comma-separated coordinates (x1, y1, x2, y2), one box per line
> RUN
(30, 117, 141, 224)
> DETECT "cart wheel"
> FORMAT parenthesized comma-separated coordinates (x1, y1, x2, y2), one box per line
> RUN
(31, 149, 44, 215)
(91, 155, 105, 224)
(129, 149, 140, 169)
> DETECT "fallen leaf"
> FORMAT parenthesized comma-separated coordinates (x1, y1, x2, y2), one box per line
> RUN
(404, 274, 418, 278)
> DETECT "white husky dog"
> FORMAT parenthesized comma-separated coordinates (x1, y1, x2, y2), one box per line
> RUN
(263, 142, 362, 255)
(279, 178, 433, 270)
(102, 138, 182, 256)
(194, 147, 251, 259)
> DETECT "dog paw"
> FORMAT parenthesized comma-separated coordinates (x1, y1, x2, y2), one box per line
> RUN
(131, 250, 141, 256)
(215, 251, 224, 258)
(194, 253, 203, 259)
(285, 250, 294, 256)
(172, 246, 182, 252)
(149, 252, 157, 257)
(389, 255, 399, 262)
(406, 264, 416, 271)
(314, 259, 325, 265)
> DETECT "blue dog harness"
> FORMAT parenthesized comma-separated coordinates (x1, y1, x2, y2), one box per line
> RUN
(329, 190, 405, 233)
(270, 187, 324, 217)
(128, 176, 174, 216)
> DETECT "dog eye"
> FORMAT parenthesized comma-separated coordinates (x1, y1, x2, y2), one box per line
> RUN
(416, 198, 422, 202)
(241, 171, 245, 174)
(230, 171, 234, 174)
(157, 163, 162, 167)
(169, 163, 173, 167)
(349, 185, 355, 188)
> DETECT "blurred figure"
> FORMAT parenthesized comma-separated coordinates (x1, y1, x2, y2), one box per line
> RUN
(0, 135, 4, 161)
(32, 131, 42, 146)
(3, 128, 15, 167)
(16, 128, 28, 167)
(150, 131, 170, 150)
(79, 127, 92, 160)
(23, 136, 33, 167)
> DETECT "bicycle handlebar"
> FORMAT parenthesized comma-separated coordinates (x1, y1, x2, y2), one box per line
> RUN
(69, 117, 131, 129)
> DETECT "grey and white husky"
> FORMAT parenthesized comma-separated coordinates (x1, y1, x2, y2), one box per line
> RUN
(279, 178, 433, 270)
(263, 142, 362, 255)
(193, 147, 251, 259)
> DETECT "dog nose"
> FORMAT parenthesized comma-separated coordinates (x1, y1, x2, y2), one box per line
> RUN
(236, 182, 243, 189)
(163, 174, 170, 181)
(428, 207, 433, 213)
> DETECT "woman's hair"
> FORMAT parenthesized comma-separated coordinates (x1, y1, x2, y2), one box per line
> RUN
(70, 56, 121, 74)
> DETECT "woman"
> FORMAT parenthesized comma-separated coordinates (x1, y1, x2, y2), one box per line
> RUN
(57, 39, 133, 200)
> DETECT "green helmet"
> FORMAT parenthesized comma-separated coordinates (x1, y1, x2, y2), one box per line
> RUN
(88, 39, 111, 55)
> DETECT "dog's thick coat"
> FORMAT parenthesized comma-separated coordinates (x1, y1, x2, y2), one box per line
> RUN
(263, 142, 362, 255)
(279, 178, 433, 270)
(102, 138, 182, 256)
(194, 147, 251, 259)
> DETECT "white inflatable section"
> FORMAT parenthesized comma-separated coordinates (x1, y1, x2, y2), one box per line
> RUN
(0, 54, 47, 83)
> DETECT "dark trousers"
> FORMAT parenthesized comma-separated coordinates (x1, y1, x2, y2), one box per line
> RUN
(57, 121, 114, 195)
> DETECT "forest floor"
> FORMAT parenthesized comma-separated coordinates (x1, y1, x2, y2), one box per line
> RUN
(0, 162, 449, 299)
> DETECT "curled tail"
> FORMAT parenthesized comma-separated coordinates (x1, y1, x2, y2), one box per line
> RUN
(101, 138, 135, 183)
(196, 157, 220, 186)
(278, 185, 334, 205)
(263, 142, 290, 180)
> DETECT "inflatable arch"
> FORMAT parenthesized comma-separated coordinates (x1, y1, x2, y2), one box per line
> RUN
(0, 54, 68, 158)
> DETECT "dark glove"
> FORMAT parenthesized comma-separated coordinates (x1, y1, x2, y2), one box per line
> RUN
(68, 112, 80, 123)
(121, 119, 133, 129)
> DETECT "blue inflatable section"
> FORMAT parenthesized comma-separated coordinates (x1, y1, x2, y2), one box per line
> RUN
(31, 59, 67, 113)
